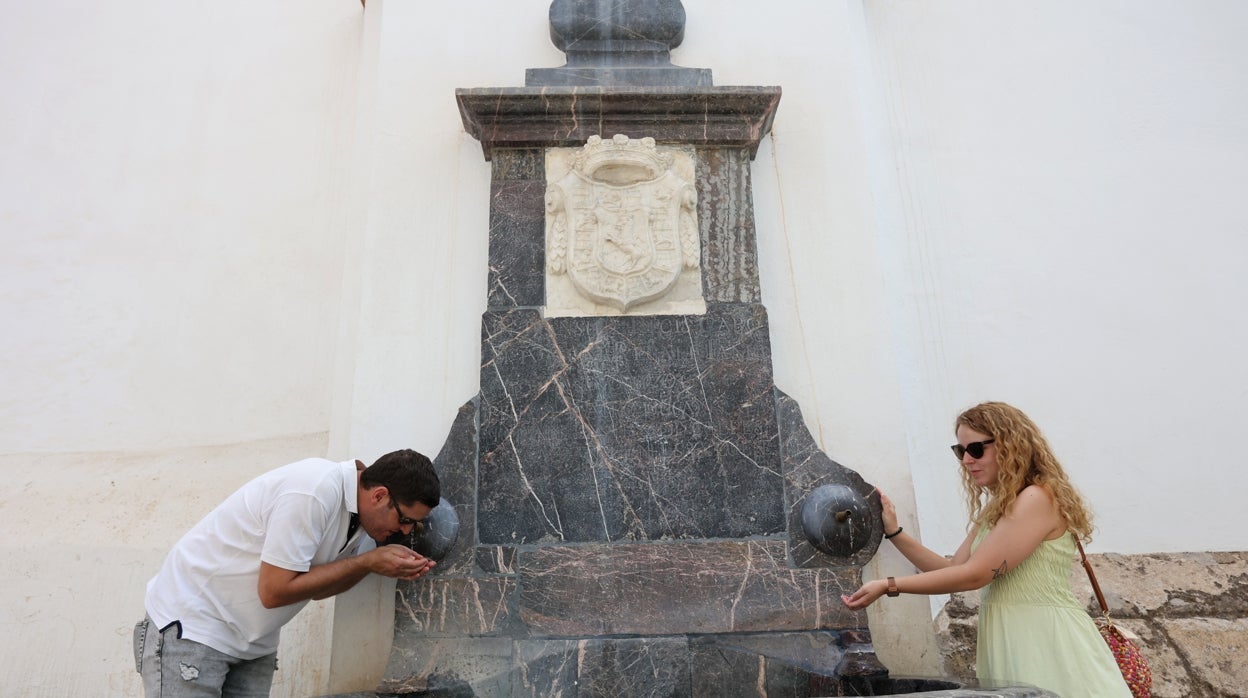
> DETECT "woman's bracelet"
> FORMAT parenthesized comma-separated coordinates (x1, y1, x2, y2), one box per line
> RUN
(884, 526, 903, 539)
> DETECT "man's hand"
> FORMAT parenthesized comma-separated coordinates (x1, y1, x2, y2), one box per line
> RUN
(365, 544, 436, 581)
(259, 546, 437, 607)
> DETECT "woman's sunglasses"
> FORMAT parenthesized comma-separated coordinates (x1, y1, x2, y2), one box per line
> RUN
(951, 439, 994, 460)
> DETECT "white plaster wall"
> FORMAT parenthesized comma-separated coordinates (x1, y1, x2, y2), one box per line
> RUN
(0, 434, 333, 696)
(855, 0, 1248, 559)
(0, 0, 363, 453)
(0, 1, 367, 696)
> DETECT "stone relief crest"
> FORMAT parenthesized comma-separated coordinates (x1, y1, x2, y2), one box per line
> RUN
(546, 135, 699, 312)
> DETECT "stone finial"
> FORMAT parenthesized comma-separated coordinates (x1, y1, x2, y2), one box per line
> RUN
(526, 0, 712, 87)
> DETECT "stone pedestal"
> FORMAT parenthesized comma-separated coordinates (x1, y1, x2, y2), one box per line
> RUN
(343, 4, 1056, 696)
(363, 85, 902, 697)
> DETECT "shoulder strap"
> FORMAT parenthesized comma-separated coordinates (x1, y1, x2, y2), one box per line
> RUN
(1075, 538, 1110, 616)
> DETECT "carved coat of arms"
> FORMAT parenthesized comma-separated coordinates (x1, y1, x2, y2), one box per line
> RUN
(546, 135, 699, 311)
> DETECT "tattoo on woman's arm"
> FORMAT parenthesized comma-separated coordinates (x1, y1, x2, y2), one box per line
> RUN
(992, 560, 1008, 579)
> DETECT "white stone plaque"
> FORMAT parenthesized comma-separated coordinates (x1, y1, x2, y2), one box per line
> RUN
(545, 135, 705, 317)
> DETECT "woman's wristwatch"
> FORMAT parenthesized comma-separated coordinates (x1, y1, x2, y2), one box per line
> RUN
(886, 576, 900, 597)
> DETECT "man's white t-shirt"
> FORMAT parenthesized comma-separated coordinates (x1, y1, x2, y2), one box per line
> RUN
(145, 458, 374, 659)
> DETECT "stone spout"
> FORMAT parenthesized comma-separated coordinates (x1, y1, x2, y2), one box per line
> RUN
(801, 484, 875, 558)
(399, 496, 459, 562)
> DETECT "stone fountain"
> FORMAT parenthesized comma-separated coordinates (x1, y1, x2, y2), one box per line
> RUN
(341, 2, 1058, 696)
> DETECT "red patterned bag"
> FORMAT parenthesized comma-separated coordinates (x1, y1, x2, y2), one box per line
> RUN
(1078, 540, 1153, 698)
(1096, 618, 1152, 696)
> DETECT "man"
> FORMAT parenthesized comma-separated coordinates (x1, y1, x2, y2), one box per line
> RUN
(134, 449, 440, 696)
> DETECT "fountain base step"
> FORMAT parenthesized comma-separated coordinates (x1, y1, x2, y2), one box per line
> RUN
(316, 633, 1057, 697)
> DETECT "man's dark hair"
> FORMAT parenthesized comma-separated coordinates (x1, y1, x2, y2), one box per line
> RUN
(362, 449, 440, 508)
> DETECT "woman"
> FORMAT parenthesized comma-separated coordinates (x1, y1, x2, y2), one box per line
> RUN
(841, 401, 1130, 697)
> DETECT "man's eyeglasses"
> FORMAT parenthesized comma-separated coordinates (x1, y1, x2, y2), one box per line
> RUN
(391, 497, 424, 530)
(951, 439, 994, 460)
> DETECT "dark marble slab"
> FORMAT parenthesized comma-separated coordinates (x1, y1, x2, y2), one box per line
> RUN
(487, 178, 546, 309)
(693, 631, 859, 686)
(377, 637, 691, 698)
(331, 633, 1060, 697)
(517, 540, 862, 637)
(528, 65, 713, 88)
(456, 87, 781, 160)
(477, 305, 785, 544)
(777, 390, 884, 568)
(379, 637, 514, 697)
(512, 640, 580, 697)
(394, 577, 519, 639)
(697, 148, 761, 303)
(474, 545, 517, 575)
(692, 639, 815, 698)
(692, 632, 853, 698)
(491, 148, 545, 182)
(563, 637, 692, 698)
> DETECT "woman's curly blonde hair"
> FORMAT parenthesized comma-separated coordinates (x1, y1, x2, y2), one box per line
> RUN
(956, 401, 1093, 541)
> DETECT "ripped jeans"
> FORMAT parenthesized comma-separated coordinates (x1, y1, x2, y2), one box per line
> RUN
(133, 616, 277, 697)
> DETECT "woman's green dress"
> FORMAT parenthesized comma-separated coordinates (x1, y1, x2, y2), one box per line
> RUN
(973, 528, 1133, 697)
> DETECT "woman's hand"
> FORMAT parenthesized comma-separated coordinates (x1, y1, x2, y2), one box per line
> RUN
(841, 578, 889, 610)
(878, 489, 899, 535)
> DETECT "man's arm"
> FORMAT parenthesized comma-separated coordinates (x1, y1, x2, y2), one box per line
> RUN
(257, 544, 435, 609)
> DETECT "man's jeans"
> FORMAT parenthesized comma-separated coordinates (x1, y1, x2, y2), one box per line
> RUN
(133, 616, 277, 697)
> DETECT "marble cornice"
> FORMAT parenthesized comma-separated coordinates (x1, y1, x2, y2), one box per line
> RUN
(455, 86, 781, 160)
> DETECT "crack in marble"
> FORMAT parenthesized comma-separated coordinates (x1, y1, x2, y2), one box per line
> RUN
(488, 356, 521, 425)
(681, 317, 712, 414)
(487, 270, 520, 307)
(490, 92, 503, 146)
(481, 314, 547, 370)
(585, 441, 613, 539)
(468, 580, 491, 633)
(517, 543, 860, 637)
(511, 431, 565, 539)
(815, 569, 822, 624)
(541, 319, 651, 540)
(728, 544, 755, 631)
(480, 311, 787, 542)
(717, 436, 780, 478)
(400, 579, 517, 636)
(520, 641, 576, 697)
(397, 585, 420, 631)
(592, 369, 712, 431)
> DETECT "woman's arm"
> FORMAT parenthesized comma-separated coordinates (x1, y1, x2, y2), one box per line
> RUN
(888, 528, 975, 571)
(843, 485, 1062, 609)
(878, 490, 964, 572)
